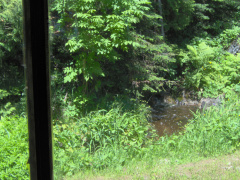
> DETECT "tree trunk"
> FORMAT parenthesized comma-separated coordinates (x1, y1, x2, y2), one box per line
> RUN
(158, 0, 165, 37)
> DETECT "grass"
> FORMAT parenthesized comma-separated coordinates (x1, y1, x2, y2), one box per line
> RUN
(53, 100, 154, 179)
(0, 115, 29, 179)
(64, 150, 240, 180)
(57, 91, 240, 179)
(64, 151, 240, 180)
(1, 91, 240, 180)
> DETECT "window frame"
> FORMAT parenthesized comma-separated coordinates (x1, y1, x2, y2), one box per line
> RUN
(23, 0, 53, 179)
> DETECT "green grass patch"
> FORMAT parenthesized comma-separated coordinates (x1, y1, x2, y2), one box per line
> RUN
(67, 150, 240, 180)
(1, 92, 240, 179)
(53, 100, 154, 178)
(0, 115, 29, 180)
(60, 91, 240, 179)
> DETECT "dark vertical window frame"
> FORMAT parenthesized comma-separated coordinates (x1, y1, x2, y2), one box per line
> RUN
(23, 0, 53, 179)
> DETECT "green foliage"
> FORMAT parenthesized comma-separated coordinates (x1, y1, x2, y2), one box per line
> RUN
(53, 0, 151, 82)
(0, 102, 16, 118)
(2, 1, 240, 178)
(121, 2, 175, 96)
(0, 0, 23, 60)
(178, 26, 240, 97)
(183, 42, 217, 90)
(54, 91, 240, 178)
(51, 0, 173, 101)
(166, 0, 240, 44)
(128, 34, 174, 96)
(0, 0, 24, 114)
(152, 91, 240, 159)
(162, 0, 195, 31)
(4, 92, 240, 179)
(53, 101, 154, 178)
(0, 115, 29, 179)
(212, 26, 240, 49)
(0, 89, 18, 118)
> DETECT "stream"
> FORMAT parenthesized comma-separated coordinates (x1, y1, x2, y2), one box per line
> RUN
(151, 104, 199, 136)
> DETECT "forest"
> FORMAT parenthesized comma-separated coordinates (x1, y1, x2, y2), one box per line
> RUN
(1, 0, 240, 179)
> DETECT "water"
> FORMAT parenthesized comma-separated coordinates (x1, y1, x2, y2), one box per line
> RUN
(151, 105, 199, 136)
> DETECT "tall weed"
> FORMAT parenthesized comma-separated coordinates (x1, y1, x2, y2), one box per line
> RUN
(181, 26, 240, 97)
(0, 116, 29, 179)
(3, 92, 240, 179)
(149, 90, 240, 163)
(53, 102, 154, 178)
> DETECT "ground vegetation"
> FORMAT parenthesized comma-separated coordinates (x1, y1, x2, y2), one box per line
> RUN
(1, 0, 240, 179)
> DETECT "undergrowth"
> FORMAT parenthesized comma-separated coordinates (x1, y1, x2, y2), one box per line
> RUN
(53, 100, 154, 178)
(0, 115, 29, 179)
(1, 90, 240, 179)
(150, 90, 240, 161)
(61, 90, 240, 179)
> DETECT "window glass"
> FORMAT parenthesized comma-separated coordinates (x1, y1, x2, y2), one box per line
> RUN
(0, 0, 29, 179)
(49, 0, 240, 179)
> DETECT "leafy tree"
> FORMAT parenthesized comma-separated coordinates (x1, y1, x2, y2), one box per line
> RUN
(180, 26, 240, 97)
(164, 0, 240, 44)
(53, 0, 151, 82)
(52, 0, 172, 103)
(161, 0, 195, 31)
(0, 0, 24, 112)
(0, 0, 23, 65)
(193, 0, 240, 36)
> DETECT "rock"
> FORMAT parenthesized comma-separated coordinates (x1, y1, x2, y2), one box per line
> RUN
(150, 91, 225, 109)
(175, 99, 199, 106)
(187, 100, 199, 106)
(172, 114, 177, 119)
(228, 39, 240, 55)
(163, 95, 176, 104)
(199, 95, 223, 109)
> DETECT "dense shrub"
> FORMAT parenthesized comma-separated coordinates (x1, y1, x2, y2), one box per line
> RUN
(150, 90, 240, 161)
(53, 101, 153, 178)
(179, 26, 240, 97)
(0, 116, 29, 180)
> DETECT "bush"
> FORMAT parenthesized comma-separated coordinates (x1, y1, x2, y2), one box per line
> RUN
(151, 90, 240, 161)
(53, 101, 154, 178)
(180, 26, 240, 97)
(0, 115, 29, 180)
